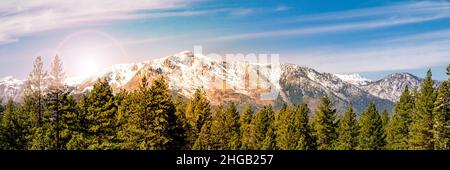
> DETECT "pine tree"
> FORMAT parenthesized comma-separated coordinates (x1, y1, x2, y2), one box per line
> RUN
(192, 101, 214, 150)
(197, 105, 225, 150)
(294, 103, 316, 150)
(311, 95, 338, 150)
(23, 56, 47, 126)
(240, 104, 254, 150)
(117, 76, 178, 150)
(0, 99, 31, 150)
(49, 55, 65, 89)
(275, 104, 289, 149)
(335, 103, 358, 150)
(432, 81, 450, 150)
(276, 103, 315, 150)
(46, 87, 78, 150)
(170, 99, 190, 150)
(148, 76, 178, 149)
(115, 90, 132, 149)
(28, 55, 76, 150)
(185, 89, 211, 147)
(409, 70, 436, 150)
(28, 116, 55, 150)
(381, 109, 390, 148)
(223, 103, 241, 149)
(23, 56, 51, 149)
(357, 103, 385, 150)
(77, 78, 118, 149)
(192, 118, 213, 150)
(247, 106, 276, 150)
(193, 103, 241, 150)
(386, 87, 414, 150)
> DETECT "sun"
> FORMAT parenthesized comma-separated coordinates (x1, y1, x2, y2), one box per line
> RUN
(80, 59, 100, 77)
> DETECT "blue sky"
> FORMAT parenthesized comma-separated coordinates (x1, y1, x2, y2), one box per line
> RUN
(0, 0, 449, 80)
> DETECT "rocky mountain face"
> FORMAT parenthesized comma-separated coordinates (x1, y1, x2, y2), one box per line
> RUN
(359, 73, 423, 102)
(0, 76, 25, 103)
(0, 51, 430, 114)
(281, 65, 394, 113)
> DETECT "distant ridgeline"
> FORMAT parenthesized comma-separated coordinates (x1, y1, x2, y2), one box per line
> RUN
(0, 51, 442, 115)
(0, 55, 448, 150)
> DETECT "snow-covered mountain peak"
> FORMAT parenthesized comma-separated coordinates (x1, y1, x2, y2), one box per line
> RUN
(386, 72, 419, 80)
(0, 51, 434, 110)
(0, 76, 25, 86)
(359, 72, 422, 102)
(0, 76, 24, 84)
(65, 76, 89, 86)
(0, 76, 24, 103)
(334, 73, 372, 86)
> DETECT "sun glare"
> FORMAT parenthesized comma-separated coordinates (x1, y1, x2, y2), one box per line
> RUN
(56, 30, 130, 78)
(80, 59, 100, 77)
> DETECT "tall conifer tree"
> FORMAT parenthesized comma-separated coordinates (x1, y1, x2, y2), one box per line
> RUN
(185, 89, 211, 147)
(275, 104, 289, 149)
(0, 99, 31, 150)
(251, 106, 276, 150)
(294, 103, 315, 150)
(117, 76, 178, 150)
(23, 56, 47, 126)
(240, 104, 254, 150)
(77, 78, 118, 149)
(223, 103, 241, 149)
(311, 95, 337, 150)
(23, 56, 50, 149)
(409, 70, 436, 150)
(358, 103, 385, 150)
(335, 103, 358, 150)
(276, 103, 315, 150)
(386, 87, 414, 150)
(432, 81, 450, 150)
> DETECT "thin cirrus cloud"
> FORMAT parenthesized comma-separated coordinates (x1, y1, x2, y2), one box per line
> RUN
(289, 32, 450, 74)
(206, 14, 449, 42)
(286, 1, 450, 23)
(274, 5, 289, 12)
(0, 0, 210, 45)
(206, 1, 450, 42)
(381, 29, 450, 44)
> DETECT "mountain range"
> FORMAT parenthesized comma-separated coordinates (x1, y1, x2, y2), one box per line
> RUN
(0, 51, 430, 114)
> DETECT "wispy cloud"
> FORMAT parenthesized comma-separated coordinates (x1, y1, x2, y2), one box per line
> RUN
(228, 8, 254, 16)
(0, 0, 209, 44)
(274, 5, 289, 12)
(206, 1, 450, 42)
(287, 1, 450, 22)
(89, 36, 177, 50)
(290, 34, 450, 73)
(207, 15, 448, 42)
(381, 29, 450, 44)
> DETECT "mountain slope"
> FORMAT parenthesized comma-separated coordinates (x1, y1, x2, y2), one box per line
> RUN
(0, 76, 24, 102)
(359, 73, 422, 102)
(75, 51, 280, 106)
(281, 65, 393, 113)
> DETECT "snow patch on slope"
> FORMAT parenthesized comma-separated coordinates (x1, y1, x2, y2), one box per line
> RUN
(65, 76, 90, 86)
(334, 73, 372, 86)
(0, 76, 25, 103)
(0, 76, 24, 87)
